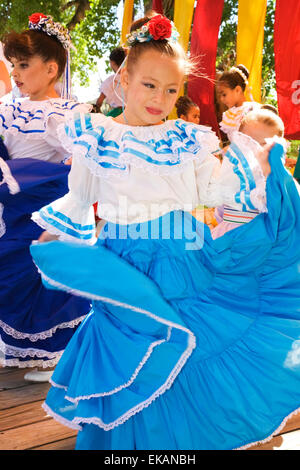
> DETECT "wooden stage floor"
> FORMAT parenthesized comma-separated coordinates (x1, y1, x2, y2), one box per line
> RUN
(0, 366, 300, 451)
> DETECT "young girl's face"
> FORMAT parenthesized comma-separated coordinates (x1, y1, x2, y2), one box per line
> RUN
(218, 84, 244, 109)
(10, 55, 58, 100)
(241, 120, 279, 146)
(121, 49, 185, 126)
(182, 106, 200, 124)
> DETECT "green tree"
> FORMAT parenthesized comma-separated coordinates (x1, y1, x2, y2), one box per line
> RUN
(0, 0, 277, 100)
(0, 0, 124, 85)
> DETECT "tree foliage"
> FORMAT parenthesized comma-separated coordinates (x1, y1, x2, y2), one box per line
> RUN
(0, 0, 277, 100)
(0, 0, 122, 85)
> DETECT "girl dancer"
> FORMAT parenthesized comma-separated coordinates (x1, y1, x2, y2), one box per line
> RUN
(212, 108, 285, 239)
(31, 15, 300, 449)
(0, 13, 91, 382)
(175, 95, 200, 124)
(217, 64, 261, 139)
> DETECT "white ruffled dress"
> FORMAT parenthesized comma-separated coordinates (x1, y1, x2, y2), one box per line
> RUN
(28, 114, 300, 451)
(215, 101, 264, 237)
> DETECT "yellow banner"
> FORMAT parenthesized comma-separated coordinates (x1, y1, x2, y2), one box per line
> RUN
(174, 0, 195, 52)
(169, 0, 195, 118)
(121, 0, 134, 45)
(236, 0, 267, 102)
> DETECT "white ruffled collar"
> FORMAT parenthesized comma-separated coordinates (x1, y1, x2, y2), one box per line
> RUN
(94, 114, 215, 138)
(58, 113, 221, 178)
(2, 97, 81, 111)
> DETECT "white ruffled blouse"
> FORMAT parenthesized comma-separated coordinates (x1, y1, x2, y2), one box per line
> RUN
(0, 98, 92, 162)
(32, 113, 267, 244)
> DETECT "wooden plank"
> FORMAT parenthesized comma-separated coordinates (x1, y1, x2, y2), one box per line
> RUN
(277, 412, 300, 435)
(30, 436, 77, 450)
(275, 429, 300, 450)
(0, 368, 35, 391)
(249, 429, 300, 451)
(248, 434, 284, 450)
(0, 365, 298, 451)
(0, 400, 49, 431)
(0, 383, 50, 410)
(246, 413, 300, 450)
(0, 419, 77, 450)
(0, 367, 19, 375)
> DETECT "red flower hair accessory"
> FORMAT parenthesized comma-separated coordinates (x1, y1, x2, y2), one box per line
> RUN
(125, 15, 179, 47)
(148, 15, 172, 40)
(28, 12, 71, 50)
(28, 13, 48, 24)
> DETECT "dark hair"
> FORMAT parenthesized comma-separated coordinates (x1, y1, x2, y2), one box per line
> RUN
(2, 29, 67, 79)
(217, 64, 249, 91)
(175, 95, 198, 117)
(260, 104, 279, 115)
(126, 15, 194, 76)
(109, 47, 126, 67)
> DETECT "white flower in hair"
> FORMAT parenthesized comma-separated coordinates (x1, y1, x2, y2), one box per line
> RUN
(230, 66, 249, 85)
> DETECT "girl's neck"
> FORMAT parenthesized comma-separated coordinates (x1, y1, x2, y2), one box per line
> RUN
(235, 96, 246, 108)
(113, 111, 164, 127)
(29, 85, 59, 102)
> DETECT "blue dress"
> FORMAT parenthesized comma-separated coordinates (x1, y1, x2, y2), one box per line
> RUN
(0, 99, 91, 368)
(30, 114, 300, 449)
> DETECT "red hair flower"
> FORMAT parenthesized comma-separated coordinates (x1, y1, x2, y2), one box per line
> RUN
(29, 13, 48, 24)
(148, 15, 172, 41)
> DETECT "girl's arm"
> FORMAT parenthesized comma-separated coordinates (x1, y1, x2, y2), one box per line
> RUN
(38, 231, 59, 243)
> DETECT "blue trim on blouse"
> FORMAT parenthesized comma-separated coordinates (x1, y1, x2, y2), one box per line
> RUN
(225, 148, 247, 211)
(45, 206, 95, 231)
(39, 210, 94, 240)
(230, 142, 257, 211)
(39, 210, 95, 241)
(0, 101, 85, 136)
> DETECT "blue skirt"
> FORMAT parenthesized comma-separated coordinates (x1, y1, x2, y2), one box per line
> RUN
(31, 143, 300, 449)
(0, 158, 90, 368)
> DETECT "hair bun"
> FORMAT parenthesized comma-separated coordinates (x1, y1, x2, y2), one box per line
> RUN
(175, 95, 190, 109)
(236, 64, 249, 79)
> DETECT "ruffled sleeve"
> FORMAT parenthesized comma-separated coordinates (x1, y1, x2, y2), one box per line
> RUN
(43, 101, 92, 154)
(198, 131, 267, 212)
(32, 153, 98, 244)
(0, 99, 92, 162)
(219, 102, 262, 138)
(0, 99, 91, 138)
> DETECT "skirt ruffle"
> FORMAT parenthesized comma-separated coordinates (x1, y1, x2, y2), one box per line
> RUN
(30, 143, 300, 448)
(0, 158, 90, 367)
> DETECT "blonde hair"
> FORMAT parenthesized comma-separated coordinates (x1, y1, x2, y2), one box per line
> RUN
(240, 109, 284, 137)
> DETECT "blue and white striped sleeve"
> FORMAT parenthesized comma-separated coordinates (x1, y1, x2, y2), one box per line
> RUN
(32, 153, 98, 244)
(195, 132, 267, 212)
